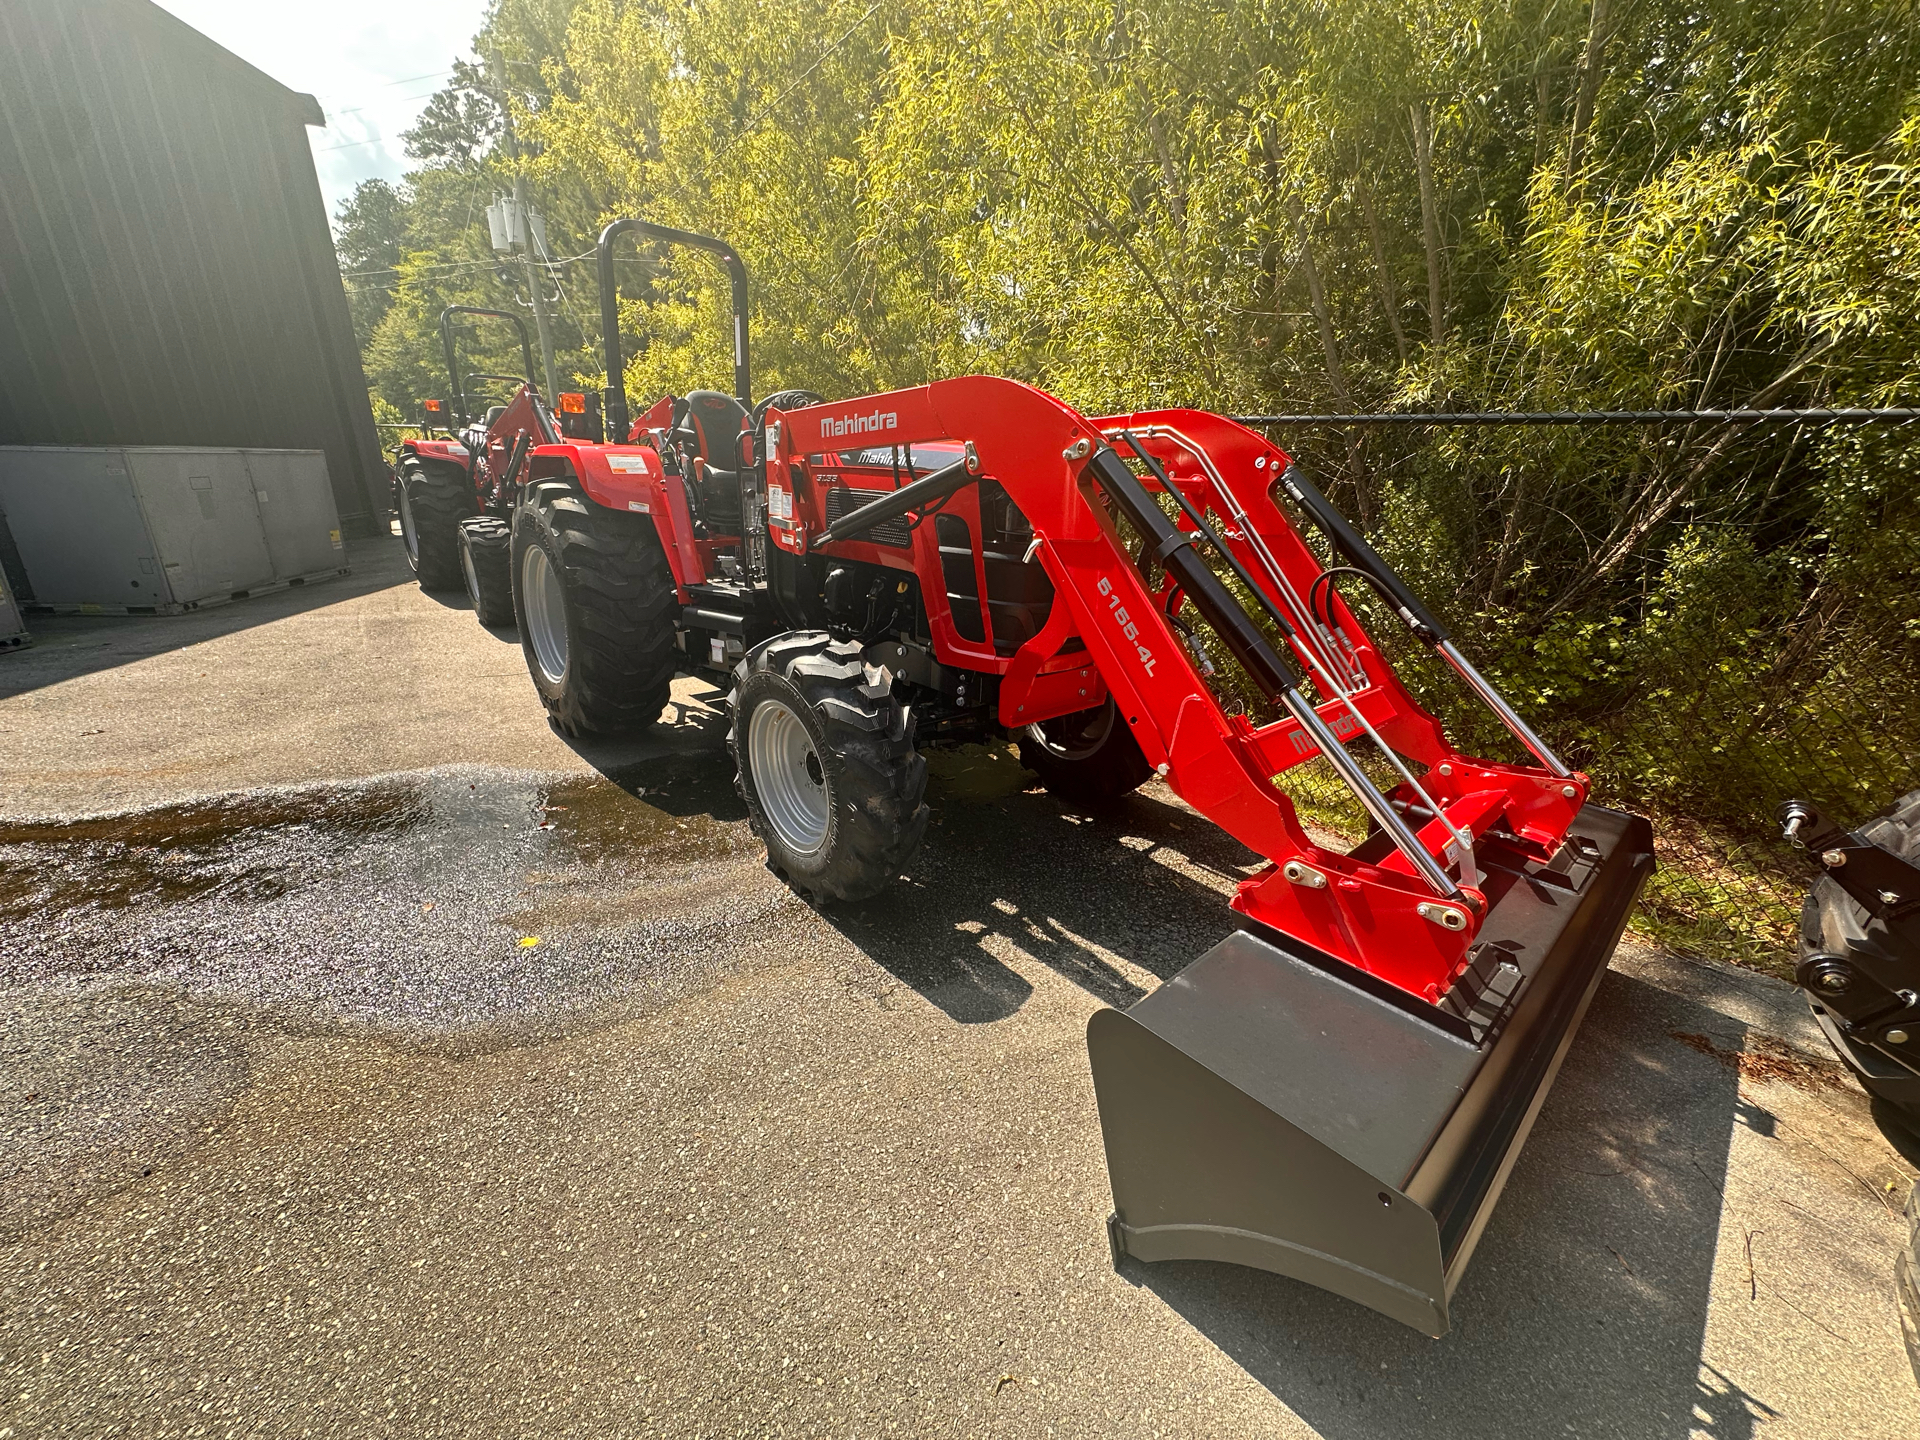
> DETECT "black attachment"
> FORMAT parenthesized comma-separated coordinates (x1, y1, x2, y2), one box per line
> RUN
(439, 307, 538, 426)
(815, 457, 975, 547)
(598, 218, 753, 444)
(1089, 803, 1654, 1335)
(1780, 799, 1920, 927)
(1275, 465, 1449, 644)
(1781, 797, 1920, 1065)
(1086, 447, 1301, 697)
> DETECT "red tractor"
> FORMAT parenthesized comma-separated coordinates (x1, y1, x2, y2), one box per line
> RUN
(391, 219, 1654, 1336)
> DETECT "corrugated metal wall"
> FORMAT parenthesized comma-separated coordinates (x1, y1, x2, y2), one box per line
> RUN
(0, 0, 387, 532)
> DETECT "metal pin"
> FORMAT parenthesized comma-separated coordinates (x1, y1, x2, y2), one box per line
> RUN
(1283, 861, 1329, 889)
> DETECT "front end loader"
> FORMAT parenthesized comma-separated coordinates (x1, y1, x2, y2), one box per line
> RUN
(398, 218, 1656, 1335)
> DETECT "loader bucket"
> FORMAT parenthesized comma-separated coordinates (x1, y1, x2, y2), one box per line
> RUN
(1088, 802, 1654, 1335)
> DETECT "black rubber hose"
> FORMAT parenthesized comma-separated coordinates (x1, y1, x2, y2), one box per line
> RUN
(1274, 464, 1449, 644)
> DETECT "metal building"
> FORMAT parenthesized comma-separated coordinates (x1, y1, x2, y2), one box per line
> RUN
(0, 0, 387, 532)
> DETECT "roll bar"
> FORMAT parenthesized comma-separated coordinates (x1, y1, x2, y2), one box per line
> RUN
(597, 218, 751, 442)
(440, 307, 538, 426)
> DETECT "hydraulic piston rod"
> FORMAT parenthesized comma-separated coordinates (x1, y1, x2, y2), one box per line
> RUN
(1275, 465, 1572, 778)
(1087, 447, 1463, 899)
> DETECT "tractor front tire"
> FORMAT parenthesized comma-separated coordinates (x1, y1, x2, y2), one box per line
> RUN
(396, 458, 474, 592)
(1018, 696, 1153, 805)
(511, 472, 678, 735)
(730, 633, 928, 904)
(458, 516, 515, 628)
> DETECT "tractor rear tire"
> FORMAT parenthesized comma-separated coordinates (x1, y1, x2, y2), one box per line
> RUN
(396, 458, 474, 592)
(511, 472, 678, 735)
(730, 633, 928, 904)
(458, 516, 515, 627)
(1018, 696, 1153, 805)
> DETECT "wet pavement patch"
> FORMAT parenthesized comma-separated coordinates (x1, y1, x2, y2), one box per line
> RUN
(0, 763, 775, 1049)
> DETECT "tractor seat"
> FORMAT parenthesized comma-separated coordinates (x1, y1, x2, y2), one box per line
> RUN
(675, 390, 749, 532)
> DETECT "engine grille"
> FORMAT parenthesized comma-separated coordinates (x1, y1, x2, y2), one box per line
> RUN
(823, 486, 912, 548)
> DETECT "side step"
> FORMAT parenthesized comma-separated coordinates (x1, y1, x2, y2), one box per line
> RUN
(1087, 803, 1653, 1335)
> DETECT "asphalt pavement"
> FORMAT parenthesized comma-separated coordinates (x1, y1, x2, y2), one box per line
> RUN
(2, 537, 1914, 1437)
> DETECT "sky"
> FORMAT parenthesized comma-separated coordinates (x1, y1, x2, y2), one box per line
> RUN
(154, 0, 491, 227)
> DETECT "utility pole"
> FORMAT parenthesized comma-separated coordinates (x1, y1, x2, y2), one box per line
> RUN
(491, 51, 558, 399)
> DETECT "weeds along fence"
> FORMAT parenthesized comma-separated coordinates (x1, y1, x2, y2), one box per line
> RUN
(1229, 407, 1920, 978)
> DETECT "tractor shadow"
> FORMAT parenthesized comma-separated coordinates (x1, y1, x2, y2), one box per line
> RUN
(818, 748, 1772, 1436)
(549, 679, 736, 781)
(822, 746, 1261, 1023)
(1124, 973, 1775, 1440)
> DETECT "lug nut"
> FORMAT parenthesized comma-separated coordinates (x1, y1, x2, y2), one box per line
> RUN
(1887, 1029, 1911, 1045)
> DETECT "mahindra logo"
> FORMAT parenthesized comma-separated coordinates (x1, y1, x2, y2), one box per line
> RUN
(1290, 710, 1360, 755)
(820, 408, 899, 439)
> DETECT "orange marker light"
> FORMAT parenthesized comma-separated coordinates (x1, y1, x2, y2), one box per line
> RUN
(559, 392, 587, 414)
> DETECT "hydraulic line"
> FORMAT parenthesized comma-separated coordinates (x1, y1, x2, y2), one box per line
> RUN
(1088, 447, 1462, 900)
(1276, 464, 1573, 778)
(1114, 433, 1476, 881)
(1109, 425, 1359, 690)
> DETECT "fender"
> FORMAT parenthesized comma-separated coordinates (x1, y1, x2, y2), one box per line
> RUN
(397, 437, 471, 472)
(529, 442, 700, 595)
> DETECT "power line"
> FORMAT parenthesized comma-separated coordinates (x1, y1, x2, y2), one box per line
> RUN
(340, 245, 602, 281)
(1231, 408, 1920, 426)
(312, 67, 457, 101)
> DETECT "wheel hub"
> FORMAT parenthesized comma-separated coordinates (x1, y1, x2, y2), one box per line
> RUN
(398, 485, 419, 561)
(520, 541, 569, 683)
(1027, 701, 1114, 761)
(749, 699, 830, 855)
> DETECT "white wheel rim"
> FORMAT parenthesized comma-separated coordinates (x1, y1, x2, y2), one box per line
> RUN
(1027, 701, 1114, 761)
(461, 539, 482, 606)
(521, 541, 568, 683)
(398, 485, 419, 560)
(749, 698, 830, 855)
